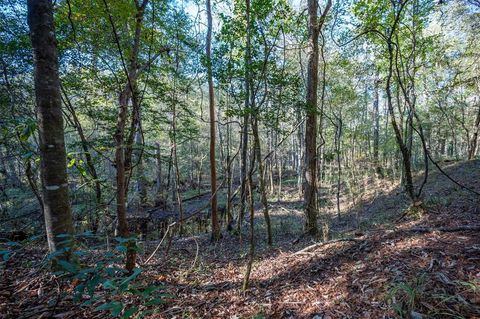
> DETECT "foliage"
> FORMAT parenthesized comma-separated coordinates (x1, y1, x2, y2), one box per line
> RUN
(50, 233, 169, 318)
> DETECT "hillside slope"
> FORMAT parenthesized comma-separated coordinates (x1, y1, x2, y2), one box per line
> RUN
(1, 161, 479, 319)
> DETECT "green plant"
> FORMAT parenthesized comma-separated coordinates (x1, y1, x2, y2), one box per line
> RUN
(386, 273, 428, 317)
(0, 240, 21, 265)
(50, 233, 170, 318)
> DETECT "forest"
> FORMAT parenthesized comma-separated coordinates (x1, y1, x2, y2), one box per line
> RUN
(0, 0, 479, 317)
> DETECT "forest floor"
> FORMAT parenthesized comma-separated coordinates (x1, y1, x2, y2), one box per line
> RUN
(1, 160, 480, 318)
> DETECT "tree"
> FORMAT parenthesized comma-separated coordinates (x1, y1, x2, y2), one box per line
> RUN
(103, 0, 150, 273)
(206, 0, 221, 241)
(27, 0, 74, 256)
(304, 0, 332, 236)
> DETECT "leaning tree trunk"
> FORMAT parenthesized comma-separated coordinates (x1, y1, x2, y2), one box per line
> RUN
(27, 0, 74, 257)
(304, 0, 332, 236)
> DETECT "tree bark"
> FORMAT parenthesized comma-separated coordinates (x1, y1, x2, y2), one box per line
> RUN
(237, 0, 251, 233)
(27, 0, 74, 257)
(134, 114, 147, 203)
(206, 0, 221, 241)
(468, 102, 480, 160)
(373, 69, 383, 177)
(155, 142, 163, 199)
(304, 0, 332, 235)
(107, 0, 149, 272)
(381, 0, 416, 202)
(251, 117, 272, 245)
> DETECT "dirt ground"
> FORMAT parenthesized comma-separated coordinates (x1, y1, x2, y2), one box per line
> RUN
(1, 160, 480, 318)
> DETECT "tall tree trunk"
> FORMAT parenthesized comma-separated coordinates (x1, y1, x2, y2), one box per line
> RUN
(385, 1, 416, 202)
(134, 115, 147, 203)
(373, 69, 383, 177)
(27, 0, 74, 257)
(206, 0, 221, 241)
(296, 113, 303, 197)
(237, 0, 251, 233)
(304, 0, 332, 236)
(242, 131, 257, 291)
(468, 103, 480, 160)
(61, 87, 102, 232)
(171, 88, 184, 235)
(107, 0, 149, 272)
(251, 117, 272, 245)
(115, 88, 134, 269)
(226, 122, 234, 231)
(335, 115, 342, 219)
(155, 142, 163, 199)
(242, 168, 255, 291)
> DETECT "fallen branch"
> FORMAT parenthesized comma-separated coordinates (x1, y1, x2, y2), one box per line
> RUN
(183, 191, 211, 203)
(187, 236, 200, 273)
(143, 223, 172, 265)
(292, 238, 362, 256)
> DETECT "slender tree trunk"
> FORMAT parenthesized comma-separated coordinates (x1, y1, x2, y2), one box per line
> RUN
(277, 158, 282, 201)
(166, 146, 173, 204)
(242, 136, 256, 291)
(115, 88, 136, 271)
(251, 117, 272, 245)
(385, 2, 416, 202)
(61, 88, 102, 232)
(237, 0, 251, 233)
(107, 0, 149, 272)
(134, 115, 147, 203)
(27, 0, 74, 257)
(335, 115, 342, 219)
(304, 0, 332, 235)
(468, 103, 480, 160)
(155, 142, 163, 200)
(226, 122, 234, 231)
(296, 113, 303, 197)
(373, 69, 383, 177)
(206, 0, 221, 240)
(171, 95, 184, 235)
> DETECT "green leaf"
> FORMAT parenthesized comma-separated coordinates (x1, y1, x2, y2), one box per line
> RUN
(67, 158, 76, 168)
(116, 245, 128, 253)
(103, 280, 117, 290)
(144, 298, 165, 306)
(120, 268, 142, 289)
(0, 250, 10, 262)
(58, 260, 78, 273)
(122, 307, 138, 318)
(96, 301, 123, 316)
